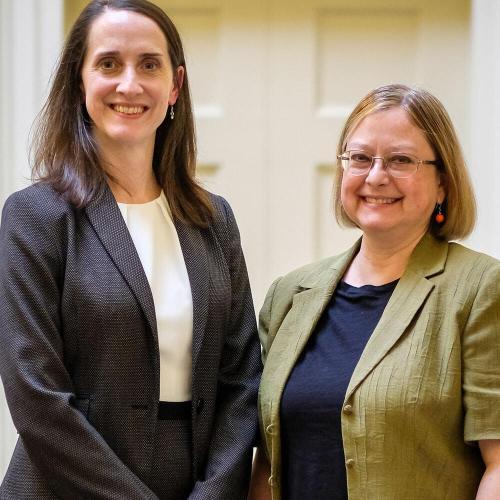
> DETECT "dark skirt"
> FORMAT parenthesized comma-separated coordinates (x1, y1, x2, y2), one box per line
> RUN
(148, 402, 193, 500)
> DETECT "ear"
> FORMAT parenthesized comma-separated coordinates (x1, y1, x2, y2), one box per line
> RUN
(168, 66, 185, 105)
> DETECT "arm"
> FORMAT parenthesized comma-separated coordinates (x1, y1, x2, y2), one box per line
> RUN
(248, 447, 272, 500)
(188, 198, 262, 500)
(477, 440, 500, 499)
(0, 191, 158, 499)
(461, 258, 500, 497)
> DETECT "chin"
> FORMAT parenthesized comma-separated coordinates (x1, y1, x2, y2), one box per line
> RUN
(104, 129, 154, 148)
(357, 219, 401, 235)
(356, 214, 392, 228)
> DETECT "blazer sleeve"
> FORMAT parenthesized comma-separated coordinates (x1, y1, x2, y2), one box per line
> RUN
(188, 197, 262, 500)
(0, 191, 158, 499)
(462, 259, 500, 442)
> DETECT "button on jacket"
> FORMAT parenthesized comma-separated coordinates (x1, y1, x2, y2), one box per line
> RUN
(258, 233, 500, 500)
(0, 183, 261, 499)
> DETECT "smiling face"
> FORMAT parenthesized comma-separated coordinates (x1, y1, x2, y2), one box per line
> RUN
(81, 9, 183, 153)
(340, 107, 445, 244)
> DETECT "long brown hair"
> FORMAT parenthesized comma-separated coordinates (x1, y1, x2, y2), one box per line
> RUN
(31, 0, 213, 227)
(333, 84, 476, 241)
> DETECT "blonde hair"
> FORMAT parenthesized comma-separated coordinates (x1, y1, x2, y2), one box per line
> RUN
(333, 84, 476, 241)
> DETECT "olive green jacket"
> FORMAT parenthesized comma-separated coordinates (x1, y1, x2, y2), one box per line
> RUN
(258, 234, 500, 500)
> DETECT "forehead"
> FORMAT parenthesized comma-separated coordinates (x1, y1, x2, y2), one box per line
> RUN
(86, 9, 168, 55)
(347, 107, 432, 151)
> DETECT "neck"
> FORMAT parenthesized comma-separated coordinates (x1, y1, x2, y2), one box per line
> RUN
(97, 139, 161, 204)
(343, 229, 427, 287)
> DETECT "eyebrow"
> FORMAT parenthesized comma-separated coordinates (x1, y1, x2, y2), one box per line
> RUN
(347, 142, 419, 152)
(92, 50, 165, 58)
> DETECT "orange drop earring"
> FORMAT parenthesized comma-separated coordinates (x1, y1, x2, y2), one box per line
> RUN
(435, 203, 445, 224)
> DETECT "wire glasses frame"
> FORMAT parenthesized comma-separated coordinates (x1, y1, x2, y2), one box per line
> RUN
(337, 150, 439, 179)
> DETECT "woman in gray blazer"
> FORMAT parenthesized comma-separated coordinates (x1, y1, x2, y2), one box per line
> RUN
(0, 1, 261, 498)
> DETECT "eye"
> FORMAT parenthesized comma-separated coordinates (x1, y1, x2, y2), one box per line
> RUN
(388, 154, 414, 164)
(350, 152, 371, 163)
(142, 59, 160, 71)
(97, 58, 118, 71)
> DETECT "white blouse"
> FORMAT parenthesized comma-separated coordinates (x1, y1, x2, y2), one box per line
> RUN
(118, 193, 193, 402)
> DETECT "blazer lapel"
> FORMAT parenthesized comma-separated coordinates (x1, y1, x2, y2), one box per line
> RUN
(84, 187, 158, 340)
(345, 234, 448, 400)
(174, 220, 209, 369)
(263, 243, 361, 412)
(85, 188, 211, 378)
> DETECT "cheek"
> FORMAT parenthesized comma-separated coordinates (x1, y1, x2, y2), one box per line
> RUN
(403, 185, 439, 221)
(82, 80, 109, 115)
(340, 176, 359, 206)
(340, 179, 360, 223)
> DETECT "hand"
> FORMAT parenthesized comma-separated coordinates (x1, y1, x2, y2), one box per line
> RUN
(248, 447, 272, 500)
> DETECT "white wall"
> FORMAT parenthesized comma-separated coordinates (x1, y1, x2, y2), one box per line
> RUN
(467, 0, 500, 258)
(0, 0, 63, 479)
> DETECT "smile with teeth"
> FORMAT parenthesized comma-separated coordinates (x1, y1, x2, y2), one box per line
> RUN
(111, 104, 146, 115)
(364, 197, 399, 205)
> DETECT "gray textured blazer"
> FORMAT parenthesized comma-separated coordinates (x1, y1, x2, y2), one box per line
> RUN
(0, 183, 261, 499)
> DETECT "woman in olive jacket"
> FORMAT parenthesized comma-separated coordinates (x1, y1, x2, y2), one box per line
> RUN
(249, 84, 500, 500)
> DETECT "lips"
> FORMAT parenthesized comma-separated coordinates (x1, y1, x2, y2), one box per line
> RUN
(111, 104, 147, 115)
(363, 197, 400, 204)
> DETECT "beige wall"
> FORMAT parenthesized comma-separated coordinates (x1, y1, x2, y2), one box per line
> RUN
(65, 0, 89, 31)
(65, 0, 168, 32)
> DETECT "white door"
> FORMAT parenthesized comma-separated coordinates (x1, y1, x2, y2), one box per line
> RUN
(164, 0, 470, 307)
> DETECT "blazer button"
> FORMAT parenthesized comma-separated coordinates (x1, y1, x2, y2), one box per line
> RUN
(345, 458, 355, 469)
(266, 423, 276, 435)
(343, 404, 353, 415)
(196, 398, 204, 414)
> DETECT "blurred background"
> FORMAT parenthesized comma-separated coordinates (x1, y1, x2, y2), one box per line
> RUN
(1, 0, 499, 479)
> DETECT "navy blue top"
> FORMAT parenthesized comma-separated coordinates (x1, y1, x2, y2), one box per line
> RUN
(280, 279, 398, 500)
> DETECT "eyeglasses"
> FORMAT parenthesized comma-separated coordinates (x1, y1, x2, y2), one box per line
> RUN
(337, 150, 439, 179)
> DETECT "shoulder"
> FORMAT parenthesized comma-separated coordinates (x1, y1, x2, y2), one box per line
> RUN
(273, 247, 352, 297)
(207, 193, 235, 226)
(204, 193, 241, 250)
(434, 242, 500, 319)
(259, 248, 352, 358)
(2, 183, 73, 224)
(447, 241, 500, 268)
(262, 247, 352, 322)
(445, 242, 500, 284)
(1, 183, 75, 256)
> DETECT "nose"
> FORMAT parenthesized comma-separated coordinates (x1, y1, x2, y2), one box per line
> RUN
(116, 66, 143, 96)
(365, 157, 390, 185)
